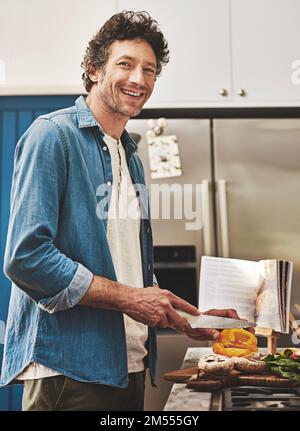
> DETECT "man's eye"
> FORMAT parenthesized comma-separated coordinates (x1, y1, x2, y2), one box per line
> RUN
(145, 68, 155, 75)
(118, 62, 131, 68)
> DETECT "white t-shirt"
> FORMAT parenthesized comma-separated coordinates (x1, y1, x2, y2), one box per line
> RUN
(104, 134, 148, 372)
(17, 133, 148, 380)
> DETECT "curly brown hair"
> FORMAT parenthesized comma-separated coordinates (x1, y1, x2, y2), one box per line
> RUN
(81, 10, 169, 92)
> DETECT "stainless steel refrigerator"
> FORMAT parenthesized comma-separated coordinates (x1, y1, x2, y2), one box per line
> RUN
(128, 117, 300, 317)
(127, 117, 300, 409)
(213, 119, 300, 319)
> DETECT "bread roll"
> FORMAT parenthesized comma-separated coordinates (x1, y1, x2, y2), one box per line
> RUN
(198, 354, 234, 375)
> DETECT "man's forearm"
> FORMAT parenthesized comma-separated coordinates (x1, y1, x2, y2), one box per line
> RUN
(79, 275, 201, 332)
(78, 275, 130, 311)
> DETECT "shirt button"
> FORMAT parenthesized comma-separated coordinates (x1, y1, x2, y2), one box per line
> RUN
(107, 181, 112, 186)
(103, 146, 107, 151)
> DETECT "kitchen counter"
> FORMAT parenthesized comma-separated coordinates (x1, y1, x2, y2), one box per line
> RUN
(163, 347, 212, 411)
(144, 334, 208, 410)
(163, 347, 270, 411)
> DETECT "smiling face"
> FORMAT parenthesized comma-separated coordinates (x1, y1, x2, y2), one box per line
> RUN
(89, 38, 157, 118)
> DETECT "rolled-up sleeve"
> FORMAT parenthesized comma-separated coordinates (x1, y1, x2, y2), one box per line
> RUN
(38, 263, 93, 313)
(3, 118, 93, 313)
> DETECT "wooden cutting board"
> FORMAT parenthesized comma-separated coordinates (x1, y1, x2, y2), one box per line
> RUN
(164, 367, 299, 391)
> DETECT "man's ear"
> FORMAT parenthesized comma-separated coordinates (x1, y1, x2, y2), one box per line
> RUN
(88, 69, 100, 83)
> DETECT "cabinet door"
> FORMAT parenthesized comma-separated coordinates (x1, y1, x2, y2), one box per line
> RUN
(0, 0, 117, 95)
(231, 0, 300, 103)
(117, 0, 232, 106)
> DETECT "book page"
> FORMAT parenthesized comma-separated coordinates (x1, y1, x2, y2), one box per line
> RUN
(198, 256, 260, 322)
(255, 260, 281, 331)
(279, 260, 293, 333)
(255, 259, 294, 332)
(285, 261, 293, 332)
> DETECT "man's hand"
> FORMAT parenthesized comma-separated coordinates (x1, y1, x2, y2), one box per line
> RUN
(79, 277, 199, 331)
(79, 276, 242, 339)
(119, 285, 200, 331)
(183, 308, 240, 341)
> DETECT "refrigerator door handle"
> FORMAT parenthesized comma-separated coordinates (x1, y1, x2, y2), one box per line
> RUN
(218, 179, 230, 258)
(202, 179, 212, 256)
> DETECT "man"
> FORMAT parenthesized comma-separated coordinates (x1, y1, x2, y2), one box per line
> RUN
(1, 11, 239, 411)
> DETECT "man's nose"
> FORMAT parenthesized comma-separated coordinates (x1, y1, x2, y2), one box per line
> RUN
(129, 67, 146, 86)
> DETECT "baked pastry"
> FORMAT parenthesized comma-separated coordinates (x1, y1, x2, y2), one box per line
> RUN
(233, 355, 267, 374)
(198, 354, 234, 376)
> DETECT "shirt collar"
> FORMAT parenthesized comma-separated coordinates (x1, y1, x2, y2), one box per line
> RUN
(75, 95, 99, 128)
(75, 95, 137, 152)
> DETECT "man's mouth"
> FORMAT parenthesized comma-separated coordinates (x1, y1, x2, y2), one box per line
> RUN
(120, 88, 145, 98)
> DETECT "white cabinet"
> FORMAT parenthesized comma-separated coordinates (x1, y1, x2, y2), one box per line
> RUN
(117, 0, 232, 107)
(231, 0, 300, 103)
(0, 0, 117, 95)
(1, 0, 300, 105)
(118, 0, 300, 107)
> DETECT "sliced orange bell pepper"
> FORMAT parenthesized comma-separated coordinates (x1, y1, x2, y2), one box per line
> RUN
(212, 343, 256, 357)
(220, 329, 257, 347)
(213, 328, 258, 357)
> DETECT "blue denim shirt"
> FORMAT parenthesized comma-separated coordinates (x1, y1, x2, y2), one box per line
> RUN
(1, 95, 157, 388)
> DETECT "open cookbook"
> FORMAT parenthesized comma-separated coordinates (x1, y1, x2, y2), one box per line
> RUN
(198, 256, 293, 333)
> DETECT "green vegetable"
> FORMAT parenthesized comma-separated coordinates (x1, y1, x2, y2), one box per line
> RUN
(264, 354, 300, 383)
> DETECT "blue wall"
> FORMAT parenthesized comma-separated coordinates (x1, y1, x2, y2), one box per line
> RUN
(0, 95, 79, 411)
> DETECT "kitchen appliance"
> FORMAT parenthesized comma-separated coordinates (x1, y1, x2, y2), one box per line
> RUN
(154, 245, 198, 307)
(127, 118, 300, 333)
(211, 386, 300, 411)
